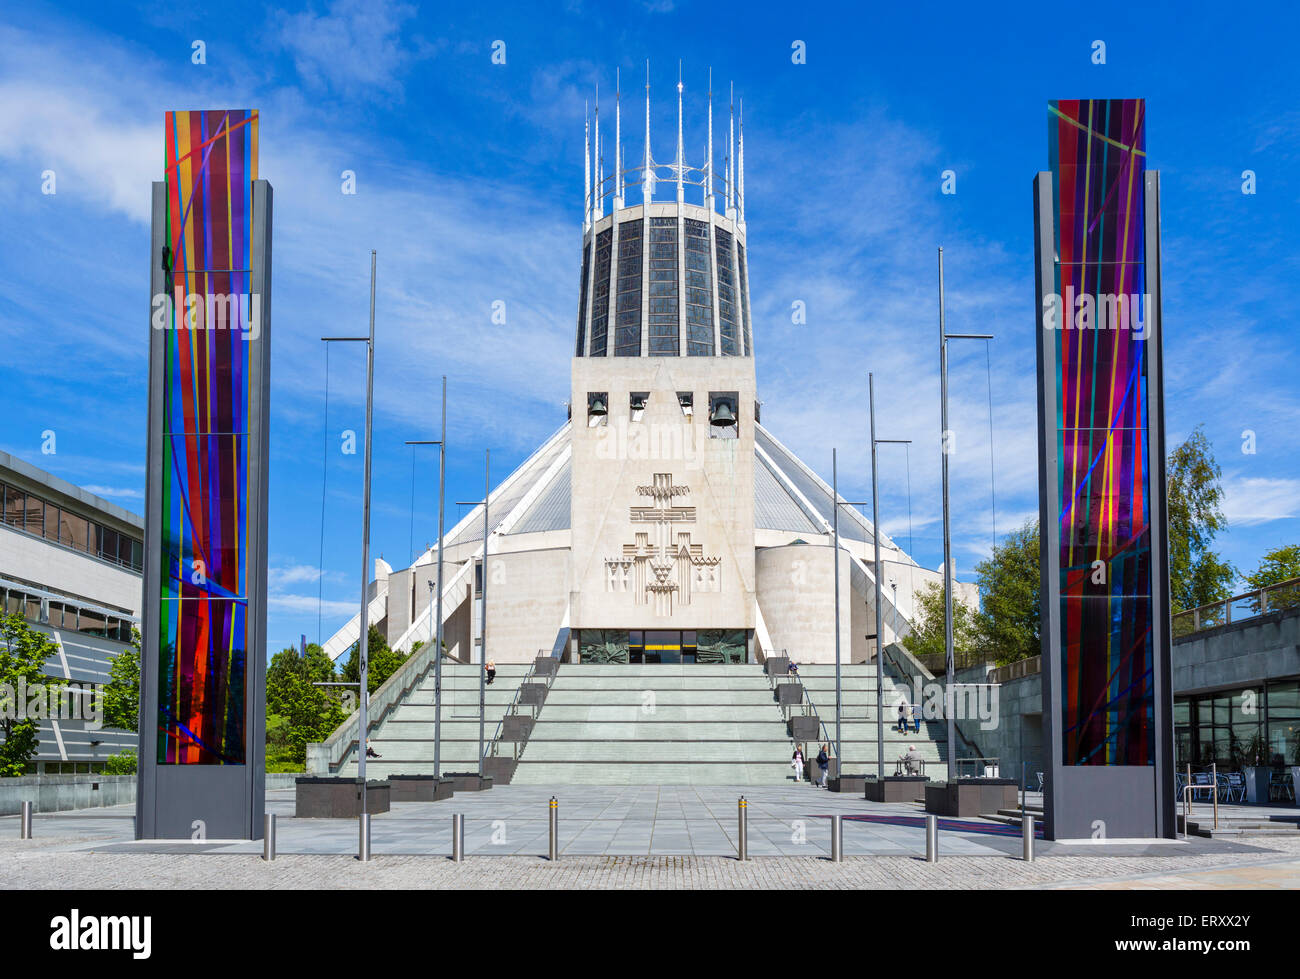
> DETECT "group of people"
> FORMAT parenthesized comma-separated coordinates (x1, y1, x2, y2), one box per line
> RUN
(896, 702, 920, 733)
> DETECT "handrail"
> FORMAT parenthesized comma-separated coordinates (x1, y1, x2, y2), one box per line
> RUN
(483, 645, 564, 765)
(1173, 575, 1300, 638)
(766, 653, 836, 758)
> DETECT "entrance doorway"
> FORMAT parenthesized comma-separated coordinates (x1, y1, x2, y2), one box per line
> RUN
(576, 629, 749, 664)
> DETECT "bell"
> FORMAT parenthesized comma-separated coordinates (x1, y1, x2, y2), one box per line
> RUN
(709, 401, 737, 427)
(588, 396, 607, 416)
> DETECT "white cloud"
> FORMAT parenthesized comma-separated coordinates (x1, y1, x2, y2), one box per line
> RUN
(1222, 476, 1299, 527)
(82, 485, 144, 500)
(267, 593, 357, 616)
(275, 0, 430, 97)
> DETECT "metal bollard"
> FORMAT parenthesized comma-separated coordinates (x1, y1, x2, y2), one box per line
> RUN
(451, 813, 464, 862)
(925, 813, 938, 863)
(358, 812, 371, 862)
(20, 801, 33, 840)
(263, 813, 276, 861)
(548, 796, 558, 861)
(830, 813, 843, 862)
(1022, 814, 1034, 862)
(737, 797, 748, 861)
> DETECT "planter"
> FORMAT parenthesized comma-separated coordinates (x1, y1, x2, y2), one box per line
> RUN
(518, 683, 548, 706)
(864, 776, 929, 803)
(533, 656, 560, 677)
(805, 757, 838, 783)
(502, 714, 534, 741)
(924, 778, 1017, 817)
(386, 775, 454, 802)
(788, 715, 820, 740)
(295, 778, 391, 818)
(483, 756, 517, 785)
(776, 683, 803, 706)
(765, 657, 790, 676)
(829, 774, 867, 794)
(1244, 766, 1271, 804)
(444, 772, 494, 792)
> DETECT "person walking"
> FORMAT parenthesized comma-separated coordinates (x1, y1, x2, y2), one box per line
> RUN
(791, 745, 805, 784)
(485, 657, 496, 685)
(816, 743, 830, 788)
(896, 702, 909, 733)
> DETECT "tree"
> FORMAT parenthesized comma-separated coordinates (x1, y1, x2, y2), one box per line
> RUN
(973, 520, 1041, 665)
(1243, 544, 1300, 611)
(266, 643, 348, 770)
(104, 749, 137, 775)
(901, 582, 982, 671)
(0, 614, 55, 777)
(103, 628, 141, 732)
(1167, 425, 1236, 611)
(340, 626, 409, 695)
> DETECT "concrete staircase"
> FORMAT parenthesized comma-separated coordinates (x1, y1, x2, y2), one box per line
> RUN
(509, 664, 791, 785)
(793, 665, 949, 775)
(335, 664, 532, 776)
(331, 661, 948, 786)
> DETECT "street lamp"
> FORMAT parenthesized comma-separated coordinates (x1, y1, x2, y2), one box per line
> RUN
(404, 374, 447, 776)
(456, 449, 490, 777)
(937, 246, 994, 781)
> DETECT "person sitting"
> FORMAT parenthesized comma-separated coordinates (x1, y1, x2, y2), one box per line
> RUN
(786, 660, 799, 677)
(898, 745, 923, 776)
(365, 740, 381, 759)
(485, 657, 496, 685)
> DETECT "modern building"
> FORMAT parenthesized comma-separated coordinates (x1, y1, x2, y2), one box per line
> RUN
(321, 79, 977, 672)
(0, 451, 142, 773)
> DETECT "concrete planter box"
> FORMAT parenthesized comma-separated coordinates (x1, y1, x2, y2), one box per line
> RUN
(788, 715, 820, 740)
(518, 683, 548, 706)
(924, 778, 1018, 817)
(444, 772, 494, 792)
(765, 657, 790, 676)
(864, 776, 929, 803)
(295, 778, 391, 818)
(829, 774, 867, 794)
(533, 657, 559, 677)
(502, 714, 535, 741)
(805, 757, 837, 783)
(386, 776, 454, 802)
(776, 683, 802, 706)
(483, 756, 516, 784)
(1244, 767, 1271, 804)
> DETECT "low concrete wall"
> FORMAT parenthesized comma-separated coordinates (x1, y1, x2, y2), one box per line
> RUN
(0, 775, 135, 815)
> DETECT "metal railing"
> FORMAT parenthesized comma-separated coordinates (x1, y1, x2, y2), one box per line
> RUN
(1173, 576, 1300, 638)
(483, 647, 563, 765)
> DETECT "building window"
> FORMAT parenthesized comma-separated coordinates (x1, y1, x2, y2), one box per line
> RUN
(684, 218, 714, 356)
(576, 241, 591, 355)
(715, 227, 740, 356)
(678, 392, 694, 418)
(589, 228, 613, 356)
(647, 217, 679, 355)
(587, 392, 608, 427)
(614, 219, 643, 356)
(737, 241, 752, 356)
(629, 392, 648, 422)
(3, 485, 28, 530)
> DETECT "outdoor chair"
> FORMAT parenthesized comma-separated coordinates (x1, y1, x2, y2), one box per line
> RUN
(1224, 771, 1247, 803)
(1036, 772, 1045, 793)
(1190, 772, 1216, 802)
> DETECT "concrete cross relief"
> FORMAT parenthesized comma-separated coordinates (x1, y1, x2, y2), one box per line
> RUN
(605, 473, 721, 614)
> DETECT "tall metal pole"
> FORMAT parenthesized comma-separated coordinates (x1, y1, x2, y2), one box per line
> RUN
(358, 250, 377, 798)
(478, 450, 489, 776)
(938, 246, 956, 782)
(832, 449, 841, 770)
(869, 373, 885, 780)
(434, 376, 446, 778)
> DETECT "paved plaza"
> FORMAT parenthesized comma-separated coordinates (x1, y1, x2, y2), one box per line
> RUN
(2, 784, 1298, 889)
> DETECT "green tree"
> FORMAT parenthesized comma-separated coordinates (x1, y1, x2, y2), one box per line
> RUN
(0, 613, 55, 776)
(901, 582, 982, 671)
(104, 749, 137, 775)
(265, 643, 348, 770)
(103, 628, 141, 732)
(1167, 425, 1236, 611)
(973, 520, 1041, 665)
(340, 626, 409, 695)
(1243, 544, 1300, 611)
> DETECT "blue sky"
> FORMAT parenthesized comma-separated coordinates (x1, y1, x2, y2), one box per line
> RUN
(2, 0, 1297, 656)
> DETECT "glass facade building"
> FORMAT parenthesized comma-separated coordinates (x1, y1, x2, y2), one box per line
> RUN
(1175, 680, 1300, 769)
(576, 204, 751, 359)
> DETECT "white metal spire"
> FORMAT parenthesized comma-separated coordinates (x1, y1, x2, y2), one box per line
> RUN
(642, 60, 653, 205)
(614, 68, 623, 208)
(738, 97, 745, 224)
(706, 68, 714, 212)
(675, 62, 684, 203)
(583, 101, 591, 232)
(593, 82, 602, 219)
(726, 82, 735, 217)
